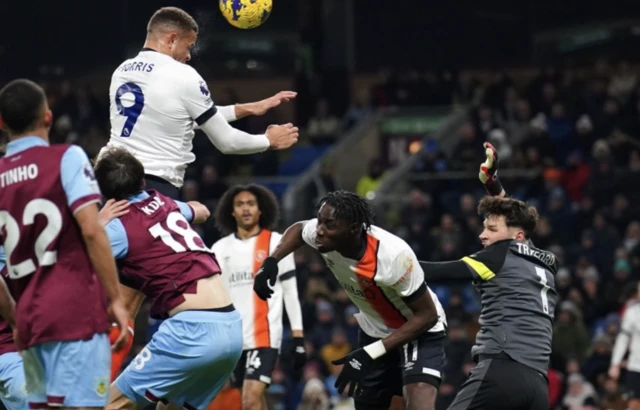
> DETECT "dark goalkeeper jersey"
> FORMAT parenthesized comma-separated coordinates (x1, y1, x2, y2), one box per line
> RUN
(422, 239, 558, 376)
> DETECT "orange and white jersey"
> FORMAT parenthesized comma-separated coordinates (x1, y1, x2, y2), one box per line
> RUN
(212, 230, 301, 350)
(302, 219, 447, 339)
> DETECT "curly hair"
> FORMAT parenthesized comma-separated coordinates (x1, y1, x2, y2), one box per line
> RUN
(214, 184, 280, 235)
(478, 196, 539, 238)
(317, 190, 375, 231)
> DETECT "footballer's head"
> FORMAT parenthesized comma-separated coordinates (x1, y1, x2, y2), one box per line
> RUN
(314, 191, 374, 253)
(215, 184, 280, 235)
(0, 79, 52, 139)
(146, 7, 198, 63)
(94, 147, 145, 201)
(478, 196, 539, 247)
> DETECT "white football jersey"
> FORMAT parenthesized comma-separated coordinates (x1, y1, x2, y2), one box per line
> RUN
(613, 302, 640, 372)
(212, 231, 296, 350)
(104, 49, 216, 187)
(302, 219, 447, 338)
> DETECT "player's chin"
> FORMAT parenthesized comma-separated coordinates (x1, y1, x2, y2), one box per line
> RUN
(315, 242, 333, 253)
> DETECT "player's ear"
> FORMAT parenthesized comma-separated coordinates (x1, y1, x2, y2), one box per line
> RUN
(43, 109, 53, 129)
(167, 32, 179, 47)
(514, 230, 526, 241)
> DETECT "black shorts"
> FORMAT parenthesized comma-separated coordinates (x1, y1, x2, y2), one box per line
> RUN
(354, 329, 446, 409)
(144, 174, 181, 200)
(448, 353, 548, 410)
(230, 348, 279, 388)
(627, 370, 640, 400)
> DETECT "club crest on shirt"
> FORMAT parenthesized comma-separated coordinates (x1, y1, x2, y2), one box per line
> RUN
(255, 250, 267, 263)
(358, 276, 373, 288)
(94, 376, 109, 397)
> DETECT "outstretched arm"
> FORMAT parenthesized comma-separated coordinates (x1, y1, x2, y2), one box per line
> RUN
(218, 91, 297, 122)
(271, 221, 307, 262)
(253, 221, 309, 300)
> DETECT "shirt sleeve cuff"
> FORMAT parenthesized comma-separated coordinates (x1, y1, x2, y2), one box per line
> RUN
(70, 194, 102, 214)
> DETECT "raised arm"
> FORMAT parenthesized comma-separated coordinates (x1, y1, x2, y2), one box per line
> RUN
(479, 142, 506, 198)
(218, 91, 297, 122)
(182, 70, 298, 154)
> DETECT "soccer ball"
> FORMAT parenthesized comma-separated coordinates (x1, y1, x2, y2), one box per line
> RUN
(219, 0, 273, 29)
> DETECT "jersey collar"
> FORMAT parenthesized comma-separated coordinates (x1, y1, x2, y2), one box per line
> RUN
(129, 190, 150, 203)
(5, 136, 48, 156)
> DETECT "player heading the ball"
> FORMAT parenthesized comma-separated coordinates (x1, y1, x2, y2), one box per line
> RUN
(102, 6, 299, 199)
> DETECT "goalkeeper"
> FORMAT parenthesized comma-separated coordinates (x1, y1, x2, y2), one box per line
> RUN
(421, 143, 559, 410)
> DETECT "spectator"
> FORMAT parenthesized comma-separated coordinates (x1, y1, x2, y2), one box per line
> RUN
(553, 301, 591, 364)
(562, 373, 598, 410)
(355, 158, 387, 199)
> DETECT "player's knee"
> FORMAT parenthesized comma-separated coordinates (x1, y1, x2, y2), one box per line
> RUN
(404, 382, 437, 410)
(107, 383, 138, 410)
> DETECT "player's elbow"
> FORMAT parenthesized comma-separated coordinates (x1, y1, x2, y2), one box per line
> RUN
(189, 201, 211, 224)
(80, 222, 103, 243)
(419, 309, 439, 331)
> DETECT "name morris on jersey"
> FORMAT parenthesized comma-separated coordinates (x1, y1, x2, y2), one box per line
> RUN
(119, 61, 155, 73)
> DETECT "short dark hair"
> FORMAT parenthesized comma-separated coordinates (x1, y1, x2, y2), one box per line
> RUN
(94, 147, 145, 200)
(318, 191, 375, 231)
(0, 79, 46, 135)
(147, 7, 198, 34)
(478, 196, 539, 238)
(214, 184, 280, 235)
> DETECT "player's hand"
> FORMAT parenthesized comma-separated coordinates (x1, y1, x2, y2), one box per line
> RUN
(479, 142, 499, 184)
(331, 348, 374, 397)
(266, 123, 299, 150)
(608, 365, 621, 380)
(479, 142, 504, 196)
(251, 91, 297, 116)
(98, 199, 130, 227)
(253, 257, 279, 300)
(291, 337, 307, 370)
(108, 299, 130, 352)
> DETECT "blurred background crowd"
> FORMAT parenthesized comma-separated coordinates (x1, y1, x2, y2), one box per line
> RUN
(3, 1, 640, 410)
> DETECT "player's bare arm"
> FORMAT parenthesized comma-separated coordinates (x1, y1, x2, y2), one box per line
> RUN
(74, 203, 129, 351)
(226, 91, 297, 120)
(186, 201, 210, 223)
(377, 289, 438, 353)
(253, 221, 306, 299)
(120, 284, 146, 322)
(0, 277, 16, 330)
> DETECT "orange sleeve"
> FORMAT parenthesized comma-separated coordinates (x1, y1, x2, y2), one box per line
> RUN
(109, 320, 135, 382)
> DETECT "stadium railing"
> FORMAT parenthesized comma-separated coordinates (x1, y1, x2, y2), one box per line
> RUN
(371, 168, 543, 220)
(282, 105, 466, 225)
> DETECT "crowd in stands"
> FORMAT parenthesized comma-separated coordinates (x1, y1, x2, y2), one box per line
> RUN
(2, 59, 639, 410)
